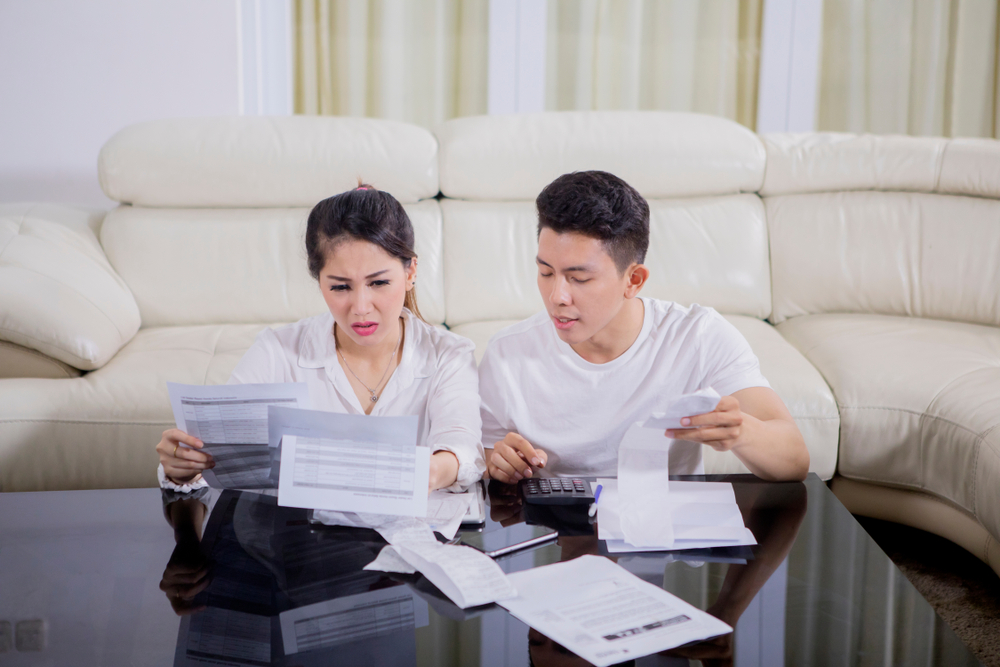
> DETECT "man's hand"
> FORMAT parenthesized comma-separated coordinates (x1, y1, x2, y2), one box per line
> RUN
(666, 387, 809, 481)
(664, 395, 749, 452)
(487, 433, 548, 484)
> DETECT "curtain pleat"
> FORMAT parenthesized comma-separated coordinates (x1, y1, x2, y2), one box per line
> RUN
(819, 0, 1000, 138)
(545, 0, 763, 129)
(293, 0, 488, 127)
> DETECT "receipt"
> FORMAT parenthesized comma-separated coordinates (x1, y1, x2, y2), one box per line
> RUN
(643, 387, 721, 430)
(394, 541, 517, 608)
(365, 546, 417, 574)
(618, 423, 675, 548)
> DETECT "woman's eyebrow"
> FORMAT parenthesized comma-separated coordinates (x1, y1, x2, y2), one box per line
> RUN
(325, 269, 390, 281)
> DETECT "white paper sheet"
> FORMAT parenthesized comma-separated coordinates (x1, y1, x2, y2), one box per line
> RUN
(175, 607, 271, 667)
(167, 382, 310, 489)
(278, 585, 429, 655)
(595, 480, 757, 553)
(499, 555, 732, 667)
(279, 431, 430, 517)
(393, 541, 517, 609)
(643, 387, 721, 430)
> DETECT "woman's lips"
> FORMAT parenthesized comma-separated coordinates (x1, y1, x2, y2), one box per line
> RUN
(552, 315, 578, 331)
(351, 321, 379, 336)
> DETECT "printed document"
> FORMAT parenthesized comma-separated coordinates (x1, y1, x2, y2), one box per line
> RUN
(167, 382, 310, 489)
(500, 555, 732, 667)
(277, 411, 429, 516)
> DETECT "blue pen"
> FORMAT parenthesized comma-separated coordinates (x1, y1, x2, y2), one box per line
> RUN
(589, 484, 603, 517)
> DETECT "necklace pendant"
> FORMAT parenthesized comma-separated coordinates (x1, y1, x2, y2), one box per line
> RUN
(370, 393, 378, 403)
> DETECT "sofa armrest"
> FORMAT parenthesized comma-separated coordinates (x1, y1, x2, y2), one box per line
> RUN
(0, 203, 141, 371)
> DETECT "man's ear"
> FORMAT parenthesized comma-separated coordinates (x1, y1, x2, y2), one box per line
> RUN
(624, 263, 649, 298)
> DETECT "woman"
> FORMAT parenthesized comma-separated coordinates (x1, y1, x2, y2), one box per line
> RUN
(155, 184, 485, 492)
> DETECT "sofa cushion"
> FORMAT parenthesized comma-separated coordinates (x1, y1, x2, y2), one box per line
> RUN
(0, 323, 271, 492)
(436, 111, 765, 200)
(441, 195, 772, 326)
(0, 340, 80, 379)
(767, 191, 1000, 327)
(0, 203, 140, 370)
(451, 313, 839, 479)
(761, 132, 1000, 200)
(99, 116, 439, 207)
(777, 313, 1000, 542)
(100, 201, 446, 327)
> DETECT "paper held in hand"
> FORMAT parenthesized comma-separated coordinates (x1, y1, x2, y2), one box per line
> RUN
(167, 382, 311, 489)
(500, 555, 732, 667)
(276, 410, 429, 517)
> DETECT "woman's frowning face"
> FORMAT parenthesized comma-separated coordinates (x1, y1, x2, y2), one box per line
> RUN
(318, 238, 415, 349)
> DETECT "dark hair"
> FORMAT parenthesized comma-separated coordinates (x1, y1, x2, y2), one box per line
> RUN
(536, 171, 650, 273)
(305, 183, 423, 321)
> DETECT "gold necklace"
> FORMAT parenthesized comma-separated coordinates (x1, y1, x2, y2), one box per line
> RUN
(335, 320, 402, 403)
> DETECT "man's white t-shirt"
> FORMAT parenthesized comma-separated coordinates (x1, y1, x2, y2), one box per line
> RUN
(478, 298, 770, 477)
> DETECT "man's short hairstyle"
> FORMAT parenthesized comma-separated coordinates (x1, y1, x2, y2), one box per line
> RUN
(536, 170, 650, 273)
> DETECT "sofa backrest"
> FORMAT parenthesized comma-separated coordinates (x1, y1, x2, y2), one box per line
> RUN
(763, 134, 1000, 327)
(97, 117, 448, 327)
(434, 111, 773, 326)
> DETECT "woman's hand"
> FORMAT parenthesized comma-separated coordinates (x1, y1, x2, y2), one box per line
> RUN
(487, 432, 548, 484)
(156, 429, 213, 485)
(429, 450, 460, 491)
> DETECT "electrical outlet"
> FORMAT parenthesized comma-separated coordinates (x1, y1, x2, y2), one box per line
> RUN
(15, 620, 45, 652)
(0, 621, 11, 652)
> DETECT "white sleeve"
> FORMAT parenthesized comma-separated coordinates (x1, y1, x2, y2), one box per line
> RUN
(158, 463, 209, 492)
(227, 328, 281, 385)
(699, 310, 771, 398)
(425, 336, 487, 490)
(478, 342, 516, 454)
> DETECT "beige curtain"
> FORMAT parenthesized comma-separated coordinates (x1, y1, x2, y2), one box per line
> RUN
(294, 0, 488, 127)
(544, 0, 763, 129)
(819, 0, 1000, 137)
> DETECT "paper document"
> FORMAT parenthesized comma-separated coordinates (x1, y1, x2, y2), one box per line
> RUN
(500, 555, 731, 667)
(643, 387, 721, 430)
(596, 479, 756, 553)
(167, 382, 310, 489)
(279, 428, 429, 517)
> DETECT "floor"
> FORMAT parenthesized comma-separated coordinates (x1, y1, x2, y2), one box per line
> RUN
(857, 516, 1000, 667)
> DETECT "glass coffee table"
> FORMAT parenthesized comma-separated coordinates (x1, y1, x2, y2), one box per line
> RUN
(0, 474, 984, 666)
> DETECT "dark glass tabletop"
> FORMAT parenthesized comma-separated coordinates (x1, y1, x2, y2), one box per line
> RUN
(0, 474, 983, 666)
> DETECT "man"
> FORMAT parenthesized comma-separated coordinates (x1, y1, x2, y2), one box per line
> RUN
(479, 171, 809, 483)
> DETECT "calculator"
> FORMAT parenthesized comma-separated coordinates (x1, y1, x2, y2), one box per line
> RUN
(519, 477, 594, 505)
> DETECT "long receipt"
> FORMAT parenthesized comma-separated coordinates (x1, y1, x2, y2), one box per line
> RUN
(363, 517, 517, 609)
(500, 555, 731, 667)
(167, 382, 310, 489)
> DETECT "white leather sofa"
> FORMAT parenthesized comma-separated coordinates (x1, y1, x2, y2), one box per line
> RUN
(1, 112, 997, 576)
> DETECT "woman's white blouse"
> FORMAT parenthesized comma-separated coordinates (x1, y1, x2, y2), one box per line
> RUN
(159, 309, 486, 492)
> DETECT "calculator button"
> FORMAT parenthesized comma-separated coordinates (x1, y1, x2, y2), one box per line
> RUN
(540, 486, 551, 494)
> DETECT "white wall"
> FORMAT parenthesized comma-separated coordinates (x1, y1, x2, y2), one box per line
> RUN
(0, 1, 240, 208)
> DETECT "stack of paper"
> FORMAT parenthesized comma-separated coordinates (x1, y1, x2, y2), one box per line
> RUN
(595, 479, 755, 553)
